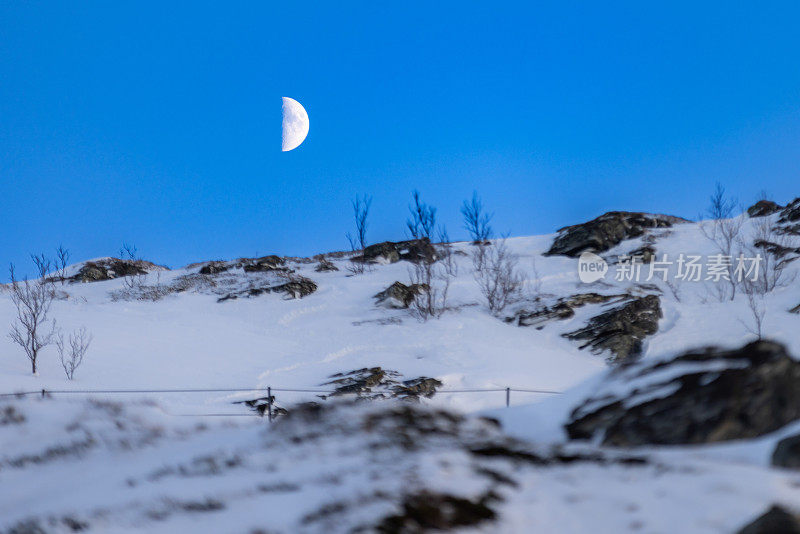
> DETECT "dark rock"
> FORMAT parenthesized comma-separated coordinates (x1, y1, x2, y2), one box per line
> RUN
(748, 200, 783, 218)
(355, 238, 438, 264)
(393, 377, 444, 400)
(314, 259, 339, 272)
(563, 295, 662, 363)
(242, 255, 288, 273)
(545, 212, 688, 257)
(272, 278, 317, 299)
(510, 293, 628, 328)
(376, 491, 497, 533)
(217, 275, 317, 302)
(70, 258, 166, 283)
(736, 505, 800, 534)
(772, 434, 800, 469)
(779, 198, 800, 224)
(198, 261, 229, 275)
(625, 245, 656, 263)
(754, 239, 800, 259)
(374, 281, 427, 309)
(322, 368, 442, 401)
(565, 340, 800, 446)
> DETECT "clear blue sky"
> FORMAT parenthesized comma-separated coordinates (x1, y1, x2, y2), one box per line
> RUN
(2, 2, 800, 276)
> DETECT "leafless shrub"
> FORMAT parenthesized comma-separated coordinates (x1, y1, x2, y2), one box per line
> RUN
(119, 242, 145, 289)
(664, 278, 682, 303)
(56, 326, 92, 380)
(406, 190, 436, 240)
(472, 238, 524, 314)
(461, 191, 493, 244)
(527, 257, 543, 302)
(346, 195, 372, 275)
(745, 216, 798, 294)
(55, 245, 70, 285)
(740, 278, 766, 340)
(408, 227, 456, 321)
(8, 264, 57, 374)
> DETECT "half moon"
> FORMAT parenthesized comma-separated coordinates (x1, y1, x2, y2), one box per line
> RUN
(281, 97, 309, 152)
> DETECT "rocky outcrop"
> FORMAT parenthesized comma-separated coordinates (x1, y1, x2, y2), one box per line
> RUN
(747, 199, 783, 218)
(198, 261, 229, 275)
(565, 340, 800, 446)
(354, 238, 438, 264)
(509, 293, 628, 328)
(544, 212, 688, 257)
(377, 491, 497, 532)
(314, 258, 339, 272)
(772, 434, 800, 469)
(242, 255, 288, 273)
(374, 281, 427, 309)
(779, 198, 800, 223)
(562, 295, 662, 363)
(217, 275, 317, 302)
(321, 367, 443, 401)
(70, 258, 168, 283)
(194, 255, 291, 276)
(736, 505, 800, 534)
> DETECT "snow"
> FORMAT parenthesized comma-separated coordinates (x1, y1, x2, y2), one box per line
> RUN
(1, 213, 800, 532)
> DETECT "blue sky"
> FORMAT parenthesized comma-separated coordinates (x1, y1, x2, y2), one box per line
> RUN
(2, 2, 800, 276)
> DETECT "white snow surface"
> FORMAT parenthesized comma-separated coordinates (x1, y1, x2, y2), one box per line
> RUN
(1, 213, 800, 532)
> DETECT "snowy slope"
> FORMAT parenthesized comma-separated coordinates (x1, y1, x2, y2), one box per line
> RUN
(1, 210, 800, 532)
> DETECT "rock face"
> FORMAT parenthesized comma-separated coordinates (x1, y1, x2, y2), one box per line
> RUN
(509, 293, 628, 328)
(736, 505, 800, 534)
(562, 295, 662, 363)
(195, 255, 290, 275)
(374, 281, 427, 309)
(314, 258, 339, 272)
(779, 198, 800, 224)
(70, 258, 167, 283)
(747, 199, 783, 218)
(566, 340, 800, 446)
(242, 255, 287, 273)
(772, 434, 800, 469)
(322, 367, 443, 401)
(544, 212, 688, 257)
(354, 238, 438, 264)
(217, 275, 317, 302)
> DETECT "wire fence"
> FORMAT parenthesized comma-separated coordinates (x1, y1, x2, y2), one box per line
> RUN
(0, 385, 562, 420)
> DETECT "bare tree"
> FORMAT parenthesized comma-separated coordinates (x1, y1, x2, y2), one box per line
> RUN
(406, 190, 436, 240)
(707, 181, 737, 220)
(8, 264, 57, 374)
(408, 227, 455, 321)
(56, 326, 92, 380)
(461, 191, 493, 244)
(472, 238, 523, 314)
(699, 183, 743, 301)
(119, 242, 139, 261)
(346, 195, 372, 275)
(55, 245, 70, 285)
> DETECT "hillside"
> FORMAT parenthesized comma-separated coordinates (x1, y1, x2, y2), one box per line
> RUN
(1, 200, 800, 533)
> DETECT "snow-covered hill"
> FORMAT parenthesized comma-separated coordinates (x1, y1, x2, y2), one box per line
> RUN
(2, 201, 800, 533)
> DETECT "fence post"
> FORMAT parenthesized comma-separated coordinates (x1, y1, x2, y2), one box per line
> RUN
(505, 387, 510, 407)
(41, 389, 46, 399)
(267, 386, 273, 422)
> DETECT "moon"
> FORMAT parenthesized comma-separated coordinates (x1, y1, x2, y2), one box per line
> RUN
(281, 97, 309, 152)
